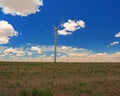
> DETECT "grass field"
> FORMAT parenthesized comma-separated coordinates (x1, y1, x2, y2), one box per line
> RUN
(0, 62, 120, 96)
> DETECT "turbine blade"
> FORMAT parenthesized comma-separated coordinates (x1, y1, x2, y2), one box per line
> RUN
(57, 17, 64, 29)
(52, 25, 56, 29)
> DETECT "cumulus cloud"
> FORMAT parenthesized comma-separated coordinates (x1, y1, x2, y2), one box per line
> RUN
(0, 20, 18, 44)
(107, 32, 120, 47)
(115, 32, 120, 38)
(0, 0, 43, 16)
(3, 47, 25, 56)
(27, 52, 33, 56)
(110, 41, 119, 46)
(1, 45, 120, 62)
(61, 46, 69, 50)
(31, 46, 42, 53)
(58, 19, 85, 35)
(58, 29, 71, 36)
(108, 41, 119, 47)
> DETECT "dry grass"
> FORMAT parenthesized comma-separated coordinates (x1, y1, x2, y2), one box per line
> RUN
(0, 62, 120, 96)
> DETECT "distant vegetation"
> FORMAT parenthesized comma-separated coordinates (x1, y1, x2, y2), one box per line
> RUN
(0, 62, 120, 96)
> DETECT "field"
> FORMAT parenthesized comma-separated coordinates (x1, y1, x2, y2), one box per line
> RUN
(0, 62, 120, 96)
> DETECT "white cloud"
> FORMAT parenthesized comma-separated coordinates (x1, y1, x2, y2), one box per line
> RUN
(108, 41, 119, 47)
(61, 46, 69, 50)
(58, 19, 85, 35)
(27, 52, 33, 56)
(63, 19, 85, 31)
(3, 47, 25, 56)
(0, 0, 43, 16)
(115, 32, 120, 38)
(31, 46, 42, 53)
(0, 20, 18, 44)
(63, 20, 79, 31)
(1, 45, 120, 62)
(77, 20, 85, 28)
(58, 29, 71, 35)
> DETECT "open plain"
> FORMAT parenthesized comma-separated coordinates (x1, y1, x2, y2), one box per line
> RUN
(0, 62, 120, 96)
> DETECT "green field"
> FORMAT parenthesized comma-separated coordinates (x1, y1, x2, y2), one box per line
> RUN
(0, 62, 120, 96)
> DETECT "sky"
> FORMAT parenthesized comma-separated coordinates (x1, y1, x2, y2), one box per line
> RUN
(0, 0, 120, 62)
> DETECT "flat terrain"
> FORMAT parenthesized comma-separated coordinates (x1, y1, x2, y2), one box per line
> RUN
(0, 62, 120, 96)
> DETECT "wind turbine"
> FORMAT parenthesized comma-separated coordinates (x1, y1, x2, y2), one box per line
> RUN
(53, 18, 63, 63)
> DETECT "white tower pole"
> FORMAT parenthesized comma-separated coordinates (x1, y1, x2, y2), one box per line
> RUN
(54, 27, 58, 63)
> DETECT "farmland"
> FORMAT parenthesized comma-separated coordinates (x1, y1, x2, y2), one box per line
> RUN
(0, 62, 120, 96)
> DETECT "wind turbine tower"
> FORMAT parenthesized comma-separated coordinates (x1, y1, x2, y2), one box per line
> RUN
(53, 26, 58, 63)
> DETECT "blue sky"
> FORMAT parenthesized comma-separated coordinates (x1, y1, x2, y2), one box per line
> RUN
(0, 0, 120, 62)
